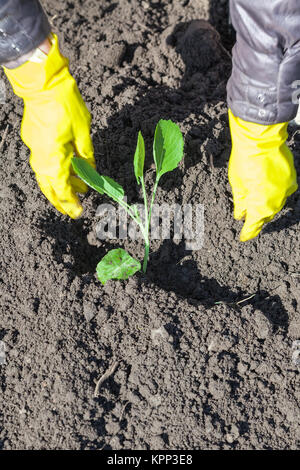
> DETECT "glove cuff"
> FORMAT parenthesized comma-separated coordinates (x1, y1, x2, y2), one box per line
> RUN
(228, 109, 289, 150)
(3, 34, 69, 99)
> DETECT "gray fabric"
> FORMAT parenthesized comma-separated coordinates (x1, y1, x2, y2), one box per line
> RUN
(227, 0, 300, 124)
(0, 0, 50, 65)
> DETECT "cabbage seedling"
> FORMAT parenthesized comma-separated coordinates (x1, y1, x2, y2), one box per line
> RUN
(72, 119, 184, 284)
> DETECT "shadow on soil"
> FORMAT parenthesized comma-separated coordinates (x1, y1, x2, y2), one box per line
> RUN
(37, 216, 107, 276)
(40, 19, 289, 337)
(93, 19, 290, 333)
(145, 239, 289, 335)
(93, 19, 232, 186)
(208, 0, 236, 50)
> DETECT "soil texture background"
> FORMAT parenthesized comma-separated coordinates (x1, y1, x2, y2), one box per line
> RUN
(0, 0, 299, 450)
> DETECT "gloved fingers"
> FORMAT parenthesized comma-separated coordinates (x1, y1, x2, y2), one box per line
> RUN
(228, 160, 247, 220)
(229, 177, 247, 220)
(57, 197, 83, 219)
(51, 177, 84, 219)
(72, 99, 96, 168)
(239, 193, 289, 242)
(36, 174, 68, 216)
(239, 207, 277, 242)
(239, 214, 266, 242)
(31, 140, 88, 218)
(232, 194, 246, 221)
(73, 135, 96, 168)
(36, 173, 83, 219)
(70, 175, 88, 194)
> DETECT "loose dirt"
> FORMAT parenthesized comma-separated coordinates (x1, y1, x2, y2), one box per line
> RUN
(0, 0, 299, 450)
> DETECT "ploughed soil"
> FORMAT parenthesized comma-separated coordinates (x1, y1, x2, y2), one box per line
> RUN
(0, 0, 299, 450)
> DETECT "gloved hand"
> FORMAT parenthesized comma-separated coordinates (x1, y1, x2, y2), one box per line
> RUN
(228, 109, 298, 241)
(4, 33, 95, 219)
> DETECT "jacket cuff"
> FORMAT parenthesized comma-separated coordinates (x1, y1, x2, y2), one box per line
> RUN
(0, 0, 51, 66)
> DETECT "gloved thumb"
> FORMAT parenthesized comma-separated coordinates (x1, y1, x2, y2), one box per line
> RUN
(239, 202, 281, 241)
(71, 87, 96, 169)
(239, 213, 267, 242)
(36, 174, 84, 219)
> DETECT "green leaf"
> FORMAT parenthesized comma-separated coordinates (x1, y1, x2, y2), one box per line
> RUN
(133, 131, 145, 184)
(96, 248, 141, 285)
(71, 157, 124, 203)
(153, 119, 184, 179)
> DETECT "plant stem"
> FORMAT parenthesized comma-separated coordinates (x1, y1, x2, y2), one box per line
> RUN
(141, 176, 149, 228)
(114, 176, 160, 274)
(117, 197, 148, 260)
(118, 199, 140, 226)
(143, 243, 149, 273)
(142, 176, 160, 273)
(141, 176, 150, 273)
(148, 177, 159, 233)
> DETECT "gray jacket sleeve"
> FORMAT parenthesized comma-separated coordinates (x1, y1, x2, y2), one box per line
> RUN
(227, 0, 300, 124)
(0, 0, 50, 65)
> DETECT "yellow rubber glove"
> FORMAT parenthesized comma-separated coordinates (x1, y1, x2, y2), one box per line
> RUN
(4, 34, 95, 218)
(228, 109, 298, 242)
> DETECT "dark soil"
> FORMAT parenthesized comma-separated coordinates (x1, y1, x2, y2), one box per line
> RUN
(0, 0, 299, 450)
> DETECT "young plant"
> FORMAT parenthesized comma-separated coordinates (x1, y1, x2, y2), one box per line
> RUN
(71, 119, 184, 285)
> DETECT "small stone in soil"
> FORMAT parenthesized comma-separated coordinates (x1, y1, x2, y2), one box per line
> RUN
(83, 303, 97, 322)
(292, 340, 300, 366)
